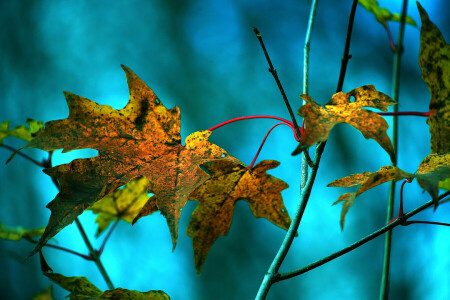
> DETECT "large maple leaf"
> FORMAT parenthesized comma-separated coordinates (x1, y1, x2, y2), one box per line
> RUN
(20, 65, 241, 256)
(292, 85, 396, 161)
(417, 3, 450, 154)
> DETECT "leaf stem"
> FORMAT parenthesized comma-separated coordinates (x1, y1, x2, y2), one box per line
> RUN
(75, 218, 114, 290)
(275, 191, 450, 282)
(25, 237, 93, 261)
(97, 219, 120, 256)
(380, 1, 408, 299)
(208, 115, 301, 141)
(249, 123, 290, 169)
(253, 28, 302, 141)
(1, 144, 45, 167)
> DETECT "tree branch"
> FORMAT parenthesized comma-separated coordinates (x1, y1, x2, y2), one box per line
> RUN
(255, 1, 358, 298)
(380, 1, 409, 298)
(276, 191, 450, 282)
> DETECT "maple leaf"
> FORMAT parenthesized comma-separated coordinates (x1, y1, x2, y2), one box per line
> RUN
(0, 119, 43, 144)
(358, 0, 416, 28)
(44, 273, 171, 300)
(416, 153, 450, 208)
(89, 176, 150, 237)
(417, 3, 450, 154)
(19, 65, 242, 256)
(186, 159, 291, 273)
(0, 221, 45, 241)
(328, 166, 413, 229)
(292, 85, 396, 162)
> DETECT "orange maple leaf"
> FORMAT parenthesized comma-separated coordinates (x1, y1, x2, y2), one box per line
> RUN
(292, 85, 396, 162)
(20, 65, 241, 256)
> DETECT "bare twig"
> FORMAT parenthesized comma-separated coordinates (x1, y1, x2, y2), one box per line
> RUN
(1, 144, 45, 167)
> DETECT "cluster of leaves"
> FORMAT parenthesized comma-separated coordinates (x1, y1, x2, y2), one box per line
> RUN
(1, 1, 448, 299)
(328, 3, 450, 229)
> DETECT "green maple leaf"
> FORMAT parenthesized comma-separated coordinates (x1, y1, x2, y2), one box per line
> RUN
(89, 177, 150, 237)
(358, 0, 416, 28)
(0, 119, 43, 144)
(0, 221, 45, 241)
(417, 3, 450, 155)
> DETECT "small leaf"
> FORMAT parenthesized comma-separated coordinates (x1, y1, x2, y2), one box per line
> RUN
(0, 119, 43, 144)
(416, 153, 450, 208)
(328, 166, 413, 229)
(332, 193, 356, 231)
(358, 0, 416, 27)
(293, 85, 396, 162)
(187, 160, 291, 273)
(417, 3, 450, 154)
(0, 221, 45, 241)
(44, 272, 171, 300)
(89, 177, 150, 237)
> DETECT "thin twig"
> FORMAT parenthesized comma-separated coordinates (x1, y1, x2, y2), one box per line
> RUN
(97, 219, 120, 256)
(75, 218, 114, 290)
(301, 0, 319, 188)
(276, 191, 450, 282)
(1, 144, 45, 167)
(253, 28, 302, 143)
(379, 1, 408, 299)
(25, 237, 92, 260)
(255, 1, 358, 299)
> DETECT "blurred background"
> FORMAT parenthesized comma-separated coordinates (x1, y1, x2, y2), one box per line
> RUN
(0, 0, 448, 299)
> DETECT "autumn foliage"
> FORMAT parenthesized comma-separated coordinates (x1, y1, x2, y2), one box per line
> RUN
(0, 1, 449, 299)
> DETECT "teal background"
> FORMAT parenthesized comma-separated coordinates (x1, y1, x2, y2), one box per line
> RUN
(0, 1, 448, 299)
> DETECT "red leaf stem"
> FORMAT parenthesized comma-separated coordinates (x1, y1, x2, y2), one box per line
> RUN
(249, 122, 290, 169)
(208, 115, 302, 141)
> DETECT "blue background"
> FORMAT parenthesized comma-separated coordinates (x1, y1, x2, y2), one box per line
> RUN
(0, 0, 449, 299)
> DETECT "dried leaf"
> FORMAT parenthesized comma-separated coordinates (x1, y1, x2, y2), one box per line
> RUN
(89, 177, 150, 237)
(0, 221, 45, 241)
(44, 273, 171, 300)
(328, 166, 413, 229)
(416, 153, 450, 208)
(332, 193, 356, 230)
(417, 3, 450, 154)
(293, 85, 396, 162)
(21, 65, 242, 256)
(358, 0, 416, 28)
(187, 160, 291, 273)
(0, 119, 43, 144)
